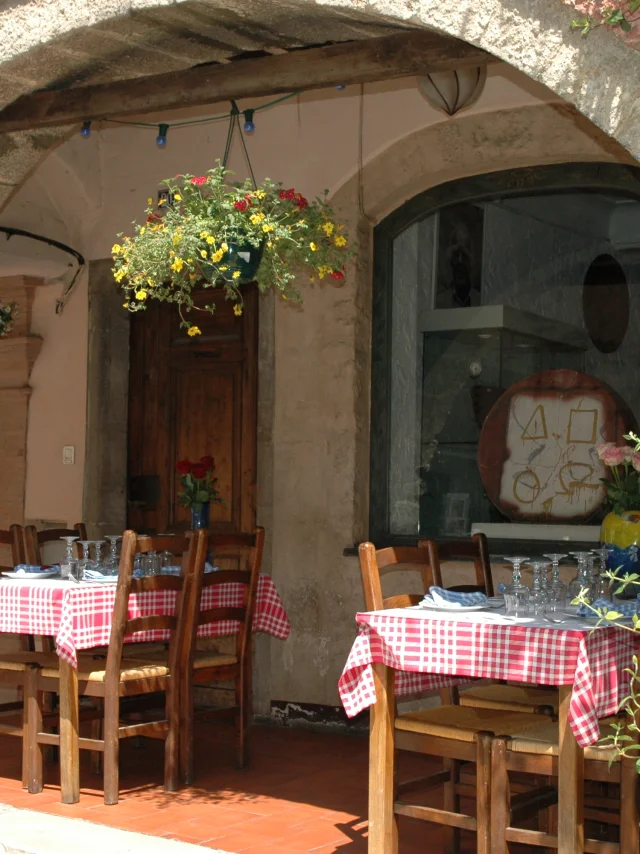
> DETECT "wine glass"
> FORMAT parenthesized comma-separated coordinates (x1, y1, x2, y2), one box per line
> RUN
(503, 556, 531, 617)
(59, 536, 78, 580)
(543, 553, 568, 612)
(92, 540, 106, 573)
(103, 535, 122, 576)
(77, 541, 93, 581)
(568, 552, 592, 604)
(527, 560, 551, 616)
(144, 551, 160, 575)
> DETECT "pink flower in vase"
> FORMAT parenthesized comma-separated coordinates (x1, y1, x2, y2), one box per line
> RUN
(596, 442, 615, 460)
(632, 453, 640, 473)
(600, 446, 628, 467)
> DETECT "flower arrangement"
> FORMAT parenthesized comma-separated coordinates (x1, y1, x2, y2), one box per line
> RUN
(597, 433, 640, 514)
(176, 456, 226, 509)
(0, 301, 17, 338)
(112, 162, 353, 335)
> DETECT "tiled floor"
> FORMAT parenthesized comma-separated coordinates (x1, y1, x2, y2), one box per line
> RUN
(0, 722, 475, 854)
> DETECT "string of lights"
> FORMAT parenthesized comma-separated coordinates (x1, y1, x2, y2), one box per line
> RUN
(78, 85, 347, 146)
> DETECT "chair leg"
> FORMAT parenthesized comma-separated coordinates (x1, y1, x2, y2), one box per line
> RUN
(620, 756, 639, 854)
(237, 661, 252, 770)
(442, 758, 461, 854)
(180, 672, 195, 786)
(476, 732, 492, 854)
(103, 692, 120, 806)
(490, 737, 509, 854)
(164, 687, 180, 792)
(24, 666, 43, 794)
(91, 699, 103, 776)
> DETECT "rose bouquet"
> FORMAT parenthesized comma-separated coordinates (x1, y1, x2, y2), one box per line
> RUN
(597, 433, 640, 514)
(176, 455, 226, 510)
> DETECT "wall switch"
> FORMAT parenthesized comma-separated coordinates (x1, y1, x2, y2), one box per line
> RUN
(62, 445, 75, 465)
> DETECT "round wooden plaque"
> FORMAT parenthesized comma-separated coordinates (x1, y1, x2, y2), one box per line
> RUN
(477, 369, 635, 523)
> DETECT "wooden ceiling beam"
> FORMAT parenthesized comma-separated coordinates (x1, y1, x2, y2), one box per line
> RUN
(0, 30, 498, 133)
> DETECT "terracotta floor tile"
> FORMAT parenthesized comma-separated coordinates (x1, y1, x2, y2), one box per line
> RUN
(200, 829, 281, 851)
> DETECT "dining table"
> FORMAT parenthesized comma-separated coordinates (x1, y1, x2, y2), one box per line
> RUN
(338, 606, 640, 854)
(0, 573, 290, 803)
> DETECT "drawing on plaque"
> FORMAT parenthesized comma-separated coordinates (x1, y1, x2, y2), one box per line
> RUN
(567, 408, 598, 445)
(520, 405, 548, 442)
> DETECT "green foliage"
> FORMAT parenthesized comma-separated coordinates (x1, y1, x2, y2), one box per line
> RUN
(112, 162, 354, 334)
(571, 3, 640, 35)
(0, 301, 17, 338)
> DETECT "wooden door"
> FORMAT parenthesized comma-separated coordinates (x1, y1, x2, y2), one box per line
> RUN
(127, 286, 258, 534)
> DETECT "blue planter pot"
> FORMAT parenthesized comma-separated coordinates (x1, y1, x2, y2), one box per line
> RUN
(202, 239, 264, 284)
(191, 502, 210, 530)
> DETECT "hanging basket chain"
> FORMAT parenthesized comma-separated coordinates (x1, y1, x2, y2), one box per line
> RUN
(221, 101, 257, 190)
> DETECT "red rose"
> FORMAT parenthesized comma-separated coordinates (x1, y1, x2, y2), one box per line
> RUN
(234, 200, 248, 211)
(191, 464, 207, 479)
(190, 176, 207, 185)
(176, 460, 192, 475)
(200, 455, 214, 471)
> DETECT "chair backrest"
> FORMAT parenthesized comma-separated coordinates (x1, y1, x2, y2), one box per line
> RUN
(186, 527, 265, 666)
(104, 530, 208, 689)
(0, 525, 25, 572)
(419, 533, 494, 596)
(358, 543, 440, 611)
(25, 523, 88, 565)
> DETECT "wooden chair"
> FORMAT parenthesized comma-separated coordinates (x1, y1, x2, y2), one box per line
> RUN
(417, 538, 559, 716)
(0, 658, 40, 787)
(24, 523, 87, 565)
(0, 524, 31, 656)
(180, 527, 265, 783)
(24, 528, 208, 804)
(490, 717, 639, 853)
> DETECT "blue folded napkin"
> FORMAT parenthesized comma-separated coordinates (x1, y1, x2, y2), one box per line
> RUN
(497, 583, 507, 595)
(420, 586, 488, 609)
(577, 597, 637, 618)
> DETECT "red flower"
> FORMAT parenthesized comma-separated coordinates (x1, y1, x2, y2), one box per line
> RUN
(279, 188, 297, 201)
(244, 194, 253, 207)
(234, 200, 248, 211)
(190, 176, 207, 186)
(330, 271, 344, 280)
(295, 194, 308, 210)
(176, 460, 192, 475)
(200, 455, 214, 471)
(146, 213, 162, 223)
(191, 464, 207, 479)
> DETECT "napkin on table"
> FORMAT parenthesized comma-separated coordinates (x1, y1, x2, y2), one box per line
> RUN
(577, 597, 637, 618)
(420, 586, 488, 609)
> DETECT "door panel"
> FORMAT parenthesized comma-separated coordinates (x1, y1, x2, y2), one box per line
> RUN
(127, 286, 257, 534)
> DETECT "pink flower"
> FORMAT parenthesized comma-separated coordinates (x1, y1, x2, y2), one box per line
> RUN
(600, 446, 628, 467)
(623, 445, 634, 462)
(190, 176, 207, 186)
(596, 442, 616, 460)
(632, 453, 640, 472)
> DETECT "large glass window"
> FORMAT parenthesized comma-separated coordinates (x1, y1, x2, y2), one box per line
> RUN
(370, 164, 640, 545)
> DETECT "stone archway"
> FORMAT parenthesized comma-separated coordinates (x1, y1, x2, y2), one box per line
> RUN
(0, 0, 638, 212)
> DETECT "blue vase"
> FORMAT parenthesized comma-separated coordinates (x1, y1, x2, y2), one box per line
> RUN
(201, 239, 264, 284)
(191, 502, 210, 530)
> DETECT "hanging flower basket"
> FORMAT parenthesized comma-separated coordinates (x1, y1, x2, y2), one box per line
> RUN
(112, 162, 353, 335)
(0, 301, 17, 338)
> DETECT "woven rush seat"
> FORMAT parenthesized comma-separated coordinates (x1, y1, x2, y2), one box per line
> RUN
(40, 655, 171, 682)
(460, 684, 559, 715)
(506, 717, 621, 761)
(396, 705, 550, 740)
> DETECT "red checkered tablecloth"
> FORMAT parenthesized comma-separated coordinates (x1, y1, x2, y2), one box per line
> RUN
(0, 574, 290, 668)
(338, 611, 639, 747)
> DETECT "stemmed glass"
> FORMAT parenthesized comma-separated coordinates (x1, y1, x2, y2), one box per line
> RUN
(59, 536, 78, 580)
(92, 540, 106, 573)
(543, 553, 568, 612)
(528, 560, 551, 616)
(503, 556, 531, 617)
(568, 552, 593, 604)
(77, 541, 93, 581)
(591, 547, 612, 601)
(103, 535, 122, 576)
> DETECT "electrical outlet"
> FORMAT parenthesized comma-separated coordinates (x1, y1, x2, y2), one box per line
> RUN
(62, 445, 75, 465)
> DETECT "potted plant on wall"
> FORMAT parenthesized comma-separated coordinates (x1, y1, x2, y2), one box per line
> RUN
(176, 456, 226, 529)
(112, 162, 352, 335)
(0, 301, 17, 337)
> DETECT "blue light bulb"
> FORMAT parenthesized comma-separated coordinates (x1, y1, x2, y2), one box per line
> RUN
(243, 120, 255, 134)
(335, 84, 346, 90)
(242, 110, 255, 135)
(156, 124, 169, 148)
(80, 121, 91, 138)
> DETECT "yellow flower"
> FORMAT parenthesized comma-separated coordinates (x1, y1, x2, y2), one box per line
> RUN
(233, 304, 243, 316)
(232, 271, 241, 279)
(310, 276, 316, 282)
(200, 249, 208, 258)
(111, 244, 122, 255)
(174, 193, 182, 202)
(221, 242, 228, 252)
(135, 289, 148, 300)
(147, 198, 153, 205)
(206, 236, 215, 245)
(172, 234, 182, 246)
(262, 224, 274, 233)
(309, 242, 318, 251)
(158, 198, 166, 206)
(334, 235, 347, 247)
(189, 273, 197, 281)
(139, 226, 146, 235)
(254, 190, 266, 199)
(211, 250, 224, 263)
(188, 326, 201, 337)
(267, 241, 273, 248)
(147, 277, 154, 286)
(200, 232, 209, 239)
(219, 266, 228, 271)
(187, 258, 193, 263)
(114, 269, 126, 283)
(250, 213, 265, 224)
(322, 222, 334, 236)
(123, 301, 130, 308)
(170, 258, 184, 273)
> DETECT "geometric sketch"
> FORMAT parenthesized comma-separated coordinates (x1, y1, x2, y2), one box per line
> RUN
(520, 405, 548, 441)
(567, 408, 598, 444)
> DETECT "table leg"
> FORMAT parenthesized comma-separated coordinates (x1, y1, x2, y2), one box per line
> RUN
(368, 662, 398, 854)
(557, 684, 584, 854)
(58, 658, 80, 804)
